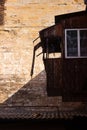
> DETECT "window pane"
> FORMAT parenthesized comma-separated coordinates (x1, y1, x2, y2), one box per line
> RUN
(67, 30, 78, 57)
(80, 30, 87, 56)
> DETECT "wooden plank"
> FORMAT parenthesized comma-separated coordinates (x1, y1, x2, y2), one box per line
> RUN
(62, 59, 87, 101)
(44, 58, 62, 96)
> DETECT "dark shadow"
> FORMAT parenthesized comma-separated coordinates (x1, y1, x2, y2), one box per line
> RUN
(0, 0, 6, 25)
(3, 70, 47, 106)
(30, 40, 42, 77)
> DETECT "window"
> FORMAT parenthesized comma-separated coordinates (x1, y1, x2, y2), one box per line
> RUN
(65, 29, 87, 58)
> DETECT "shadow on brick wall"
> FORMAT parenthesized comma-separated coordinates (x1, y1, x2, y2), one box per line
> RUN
(3, 70, 47, 106)
(0, 0, 7, 25)
(30, 41, 42, 77)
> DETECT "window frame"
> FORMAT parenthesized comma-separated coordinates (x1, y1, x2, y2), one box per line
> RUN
(65, 28, 87, 58)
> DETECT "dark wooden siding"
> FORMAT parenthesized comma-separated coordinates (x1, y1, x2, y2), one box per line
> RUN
(62, 59, 87, 101)
(61, 13, 87, 101)
(40, 11, 87, 101)
(44, 58, 87, 101)
(63, 15, 87, 29)
(44, 58, 62, 96)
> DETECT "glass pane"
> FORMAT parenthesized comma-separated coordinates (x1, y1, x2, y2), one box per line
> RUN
(67, 30, 78, 57)
(80, 30, 87, 56)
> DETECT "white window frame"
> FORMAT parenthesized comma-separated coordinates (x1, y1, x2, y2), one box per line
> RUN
(65, 28, 87, 58)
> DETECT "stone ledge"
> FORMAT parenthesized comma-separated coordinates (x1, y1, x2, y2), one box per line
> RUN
(0, 106, 87, 120)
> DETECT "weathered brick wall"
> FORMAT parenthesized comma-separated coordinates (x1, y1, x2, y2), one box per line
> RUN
(0, 0, 85, 106)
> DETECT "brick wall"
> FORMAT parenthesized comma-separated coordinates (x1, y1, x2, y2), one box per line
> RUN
(0, 0, 85, 106)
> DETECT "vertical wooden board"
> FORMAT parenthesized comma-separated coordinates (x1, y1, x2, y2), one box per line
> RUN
(44, 59, 54, 90)
(62, 59, 87, 101)
(76, 59, 87, 94)
(54, 59, 62, 91)
(47, 59, 54, 89)
(44, 58, 62, 96)
(62, 59, 76, 95)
